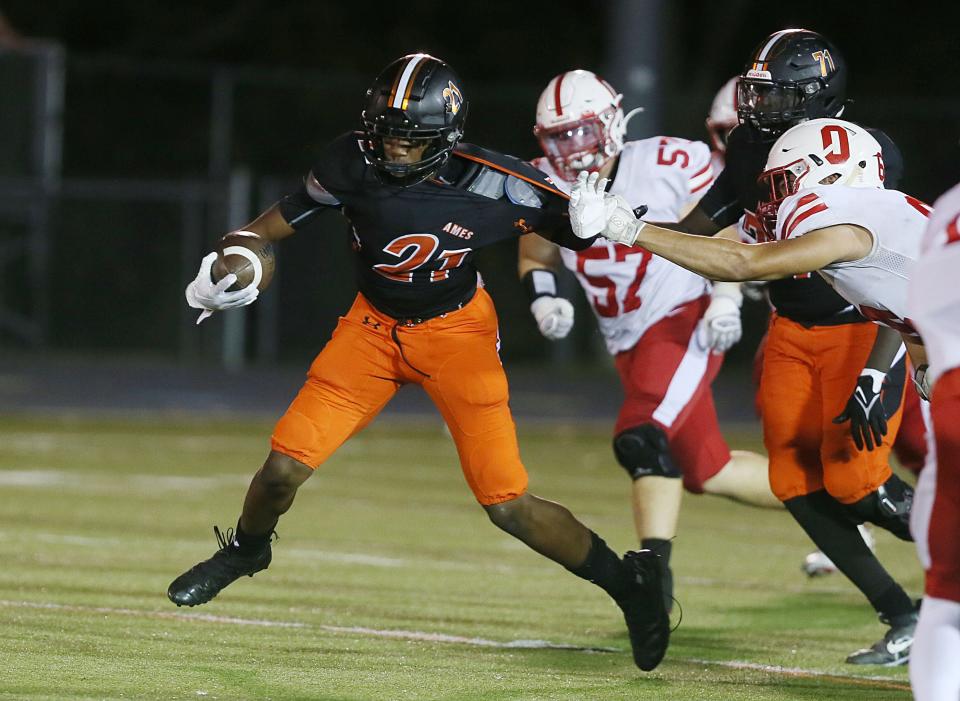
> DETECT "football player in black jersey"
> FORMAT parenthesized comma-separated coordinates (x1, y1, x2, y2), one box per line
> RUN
(167, 53, 670, 671)
(572, 30, 920, 666)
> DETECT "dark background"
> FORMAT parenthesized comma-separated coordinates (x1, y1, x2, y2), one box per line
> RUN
(1, 0, 958, 370)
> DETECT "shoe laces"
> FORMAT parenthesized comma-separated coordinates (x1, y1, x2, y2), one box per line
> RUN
(627, 545, 684, 633)
(213, 525, 278, 552)
(214, 525, 236, 551)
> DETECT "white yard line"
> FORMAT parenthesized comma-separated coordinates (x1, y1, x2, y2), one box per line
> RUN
(0, 598, 910, 688)
(318, 625, 618, 652)
(678, 575, 853, 596)
(0, 599, 307, 628)
(0, 469, 246, 491)
(283, 548, 408, 568)
(683, 658, 910, 688)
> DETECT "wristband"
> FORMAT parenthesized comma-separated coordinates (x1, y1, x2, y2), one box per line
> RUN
(522, 269, 558, 302)
(711, 281, 744, 307)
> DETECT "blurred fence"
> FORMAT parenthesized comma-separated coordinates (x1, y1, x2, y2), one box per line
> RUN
(2, 44, 959, 371)
(0, 45, 584, 369)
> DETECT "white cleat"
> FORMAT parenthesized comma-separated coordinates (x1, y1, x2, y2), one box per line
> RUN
(802, 525, 875, 577)
(802, 550, 838, 577)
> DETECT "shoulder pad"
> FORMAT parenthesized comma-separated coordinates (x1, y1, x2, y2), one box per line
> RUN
(505, 175, 543, 208)
(466, 167, 506, 200)
(453, 143, 568, 200)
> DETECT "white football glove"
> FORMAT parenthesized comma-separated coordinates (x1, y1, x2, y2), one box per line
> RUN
(602, 192, 645, 245)
(569, 171, 611, 239)
(569, 171, 646, 245)
(530, 296, 575, 340)
(697, 282, 743, 353)
(184, 252, 259, 324)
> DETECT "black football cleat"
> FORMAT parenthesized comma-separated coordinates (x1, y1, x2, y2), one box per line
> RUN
(845, 602, 920, 666)
(616, 549, 671, 671)
(167, 526, 272, 607)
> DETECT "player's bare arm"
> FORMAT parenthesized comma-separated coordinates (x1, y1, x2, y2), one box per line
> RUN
(242, 205, 297, 242)
(518, 231, 561, 277)
(629, 223, 870, 282)
(566, 171, 872, 281)
(519, 230, 574, 340)
(863, 326, 905, 374)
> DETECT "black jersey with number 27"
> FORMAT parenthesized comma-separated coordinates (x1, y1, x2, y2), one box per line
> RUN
(277, 131, 588, 319)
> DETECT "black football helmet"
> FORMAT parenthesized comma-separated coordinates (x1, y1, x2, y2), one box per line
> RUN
(360, 53, 469, 186)
(737, 29, 847, 134)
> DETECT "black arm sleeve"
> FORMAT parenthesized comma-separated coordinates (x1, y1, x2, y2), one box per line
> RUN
(694, 165, 743, 230)
(533, 197, 598, 251)
(277, 184, 330, 229)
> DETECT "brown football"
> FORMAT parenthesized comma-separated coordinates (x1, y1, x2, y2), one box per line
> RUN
(211, 232, 275, 292)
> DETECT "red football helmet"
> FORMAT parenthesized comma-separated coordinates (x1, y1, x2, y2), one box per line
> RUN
(705, 77, 739, 155)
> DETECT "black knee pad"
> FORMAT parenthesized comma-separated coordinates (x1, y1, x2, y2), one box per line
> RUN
(844, 474, 914, 541)
(613, 424, 680, 481)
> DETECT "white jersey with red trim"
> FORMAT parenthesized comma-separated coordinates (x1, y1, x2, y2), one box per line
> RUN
(533, 137, 714, 354)
(909, 181, 960, 386)
(775, 185, 931, 337)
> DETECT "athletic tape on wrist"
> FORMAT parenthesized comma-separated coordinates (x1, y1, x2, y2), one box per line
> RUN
(522, 269, 558, 301)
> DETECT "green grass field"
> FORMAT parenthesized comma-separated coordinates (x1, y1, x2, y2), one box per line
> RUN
(0, 414, 920, 700)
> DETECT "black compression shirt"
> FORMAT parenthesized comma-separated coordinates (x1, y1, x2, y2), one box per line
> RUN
(697, 123, 904, 324)
(278, 132, 592, 319)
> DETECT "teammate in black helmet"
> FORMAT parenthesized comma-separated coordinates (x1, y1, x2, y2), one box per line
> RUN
(648, 29, 921, 666)
(168, 53, 670, 672)
(736, 30, 847, 133)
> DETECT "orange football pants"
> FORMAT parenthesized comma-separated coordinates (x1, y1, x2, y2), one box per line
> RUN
(271, 287, 527, 505)
(760, 314, 904, 503)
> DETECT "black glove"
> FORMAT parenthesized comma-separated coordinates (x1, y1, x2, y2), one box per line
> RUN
(833, 372, 887, 451)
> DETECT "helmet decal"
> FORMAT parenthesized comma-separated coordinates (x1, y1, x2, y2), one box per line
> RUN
(443, 81, 463, 115)
(821, 123, 850, 164)
(812, 50, 836, 78)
